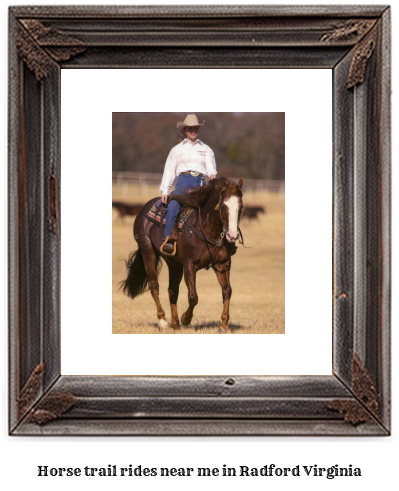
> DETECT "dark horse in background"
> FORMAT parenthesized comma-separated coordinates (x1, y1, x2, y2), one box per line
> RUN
(112, 201, 143, 221)
(121, 177, 244, 333)
(242, 205, 266, 221)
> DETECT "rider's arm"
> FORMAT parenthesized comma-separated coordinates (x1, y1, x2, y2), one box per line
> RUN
(159, 147, 178, 198)
(204, 145, 217, 179)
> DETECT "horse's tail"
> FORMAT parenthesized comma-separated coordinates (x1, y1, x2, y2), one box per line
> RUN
(121, 248, 150, 299)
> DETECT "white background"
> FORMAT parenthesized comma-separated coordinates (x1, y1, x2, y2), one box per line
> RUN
(1, 1, 398, 491)
(61, 68, 332, 376)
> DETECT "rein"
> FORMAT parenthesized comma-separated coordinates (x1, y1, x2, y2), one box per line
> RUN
(198, 205, 225, 270)
(238, 225, 246, 247)
(198, 206, 225, 248)
(184, 206, 225, 248)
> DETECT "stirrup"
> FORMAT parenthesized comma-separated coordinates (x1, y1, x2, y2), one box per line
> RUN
(160, 236, 177, 256)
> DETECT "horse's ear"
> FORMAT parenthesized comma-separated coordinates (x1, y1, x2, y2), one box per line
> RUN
(220, 176, 229, 191)
(237, 177, 244, 189)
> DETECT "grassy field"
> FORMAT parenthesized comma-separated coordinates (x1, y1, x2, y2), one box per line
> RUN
(112, 184, 285, 334)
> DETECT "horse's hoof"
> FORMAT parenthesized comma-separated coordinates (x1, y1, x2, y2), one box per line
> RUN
(218, 327, 229, 334)
(158, 318, 169, 329)
(180, 315, 191, 327)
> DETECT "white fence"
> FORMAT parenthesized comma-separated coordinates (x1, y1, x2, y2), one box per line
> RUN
(112, 171, 284, 197)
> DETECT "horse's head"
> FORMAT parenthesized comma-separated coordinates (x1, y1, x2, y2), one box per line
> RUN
(217, 177, 244, 243)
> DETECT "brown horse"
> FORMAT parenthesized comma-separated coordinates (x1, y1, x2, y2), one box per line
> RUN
(121, 177, 244, 333)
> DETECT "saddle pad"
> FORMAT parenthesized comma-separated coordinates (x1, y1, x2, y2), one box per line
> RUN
(146, 200, 166, 225)
(146, 200, 195, 231)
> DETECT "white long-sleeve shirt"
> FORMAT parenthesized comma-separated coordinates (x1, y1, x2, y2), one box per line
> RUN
(159, 138, 217, 195)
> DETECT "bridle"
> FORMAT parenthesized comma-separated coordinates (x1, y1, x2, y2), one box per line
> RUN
(180, 189, 246, 271)
(187, 191, 244, 248)
(214, 192, 244, 246)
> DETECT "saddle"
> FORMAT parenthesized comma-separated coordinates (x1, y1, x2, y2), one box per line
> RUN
(145, 199, 195, 242)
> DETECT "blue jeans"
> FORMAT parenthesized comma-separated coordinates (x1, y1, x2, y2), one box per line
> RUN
(164, 173, 204, 240)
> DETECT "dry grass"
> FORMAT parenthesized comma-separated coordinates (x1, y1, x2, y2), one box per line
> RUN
(112, 184, 284, 334)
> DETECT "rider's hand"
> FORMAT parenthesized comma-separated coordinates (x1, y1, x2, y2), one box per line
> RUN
(161, 194, 168, 204)
(209, 174, 216, 180)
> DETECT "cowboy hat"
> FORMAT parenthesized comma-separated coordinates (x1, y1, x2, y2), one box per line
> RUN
(176, 114, 205, 134)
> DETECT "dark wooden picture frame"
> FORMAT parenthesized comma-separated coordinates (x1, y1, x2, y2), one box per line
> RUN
(8, 5, 391, 436)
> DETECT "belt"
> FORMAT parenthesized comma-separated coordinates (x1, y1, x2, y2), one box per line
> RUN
(180, 171, 203, 177)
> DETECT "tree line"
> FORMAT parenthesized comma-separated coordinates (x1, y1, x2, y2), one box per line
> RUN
(113, 112, 284, 180)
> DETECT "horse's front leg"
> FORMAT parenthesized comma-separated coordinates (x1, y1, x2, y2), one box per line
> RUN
(214, 263, 232, 333)
(167, 262, 184, 331)
(181, 262, 198, 327)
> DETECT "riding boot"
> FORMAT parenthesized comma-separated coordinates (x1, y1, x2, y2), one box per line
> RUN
(163, 199, 181, 253)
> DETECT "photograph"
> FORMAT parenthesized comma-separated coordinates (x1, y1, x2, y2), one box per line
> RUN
(1, 1, 397, 491)
(112, 112, 285, 334)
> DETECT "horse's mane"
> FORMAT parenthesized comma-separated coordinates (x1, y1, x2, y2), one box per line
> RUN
(170, 177, 237, 209)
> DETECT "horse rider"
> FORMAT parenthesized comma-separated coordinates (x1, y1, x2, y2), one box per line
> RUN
(160, 114, 217, 254)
